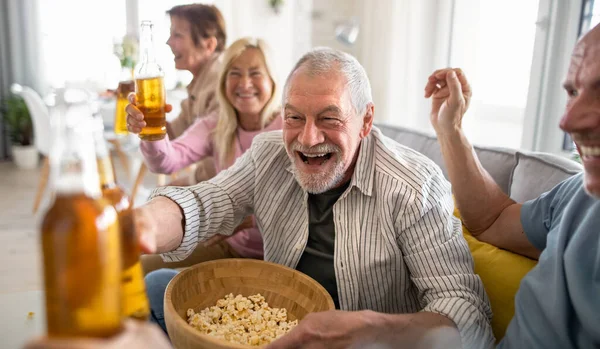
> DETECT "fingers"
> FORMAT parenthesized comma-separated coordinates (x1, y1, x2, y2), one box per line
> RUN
(125, 103, 145, 134)
(265, 326, 304, 349)
(424, 68, 468, 98)
(446, 70, 463, 103)
(424, 75, 440, 98)
(424, 68, 452, 98)
(126, 93, 144, 134)
(454, 68, 472, 99)
(127, 93, 137, 104)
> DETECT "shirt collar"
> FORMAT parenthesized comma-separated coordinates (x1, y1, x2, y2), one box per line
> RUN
(284, 127, 377, 197)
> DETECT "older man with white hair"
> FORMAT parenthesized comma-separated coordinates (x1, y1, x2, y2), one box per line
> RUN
(134, 47, 494, 349)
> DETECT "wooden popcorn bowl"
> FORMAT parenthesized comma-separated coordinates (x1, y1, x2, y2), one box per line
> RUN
(164, 258, 336, 349)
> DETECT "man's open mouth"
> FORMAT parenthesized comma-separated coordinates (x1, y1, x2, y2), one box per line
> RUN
(297, 152, 333, 165)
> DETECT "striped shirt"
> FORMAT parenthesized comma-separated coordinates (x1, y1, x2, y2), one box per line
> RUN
(150, 127, 494, 348)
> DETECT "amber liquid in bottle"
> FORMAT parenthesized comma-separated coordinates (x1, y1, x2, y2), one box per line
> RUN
(41, 122, 122, 338)
(114, 80, 135, 135)
(135, 76, 166, 141)
(97, 156, 150, 320)
(135, 21, 166, 141)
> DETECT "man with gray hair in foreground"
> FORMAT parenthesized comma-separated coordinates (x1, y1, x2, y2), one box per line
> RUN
(134, 47, 493, 348)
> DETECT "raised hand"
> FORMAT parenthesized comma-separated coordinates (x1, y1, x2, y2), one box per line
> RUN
(125, 93, 173, 134)
(133, 196, 185, 255)
(424, 68, 471, 136)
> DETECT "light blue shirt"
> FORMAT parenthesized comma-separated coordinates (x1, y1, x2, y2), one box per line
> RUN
(499, 173, 600, 348)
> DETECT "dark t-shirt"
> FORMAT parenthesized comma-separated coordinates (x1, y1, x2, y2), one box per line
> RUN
(295, 182, 350, 309)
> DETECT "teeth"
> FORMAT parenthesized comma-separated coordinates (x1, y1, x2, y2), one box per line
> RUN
(302, 153, 326, 158)
(580, 146, 600, 157)
(237, 93, 255, 98)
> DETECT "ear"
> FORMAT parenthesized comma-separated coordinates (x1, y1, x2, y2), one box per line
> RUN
(359, 103, 374, 139)
(203, 36, 218, 54)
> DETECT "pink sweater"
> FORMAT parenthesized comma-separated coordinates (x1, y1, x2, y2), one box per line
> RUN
(140, 112, 283, 259)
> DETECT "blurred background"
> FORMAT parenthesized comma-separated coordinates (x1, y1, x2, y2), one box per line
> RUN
(1, 0, 598, 156)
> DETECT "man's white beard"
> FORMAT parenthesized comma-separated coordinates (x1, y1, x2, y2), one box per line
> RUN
(287, 141, 346, 194)
(291, 159, 346, 194)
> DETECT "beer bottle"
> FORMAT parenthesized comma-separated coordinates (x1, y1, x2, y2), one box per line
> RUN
(114, 68, 135, 135)
(91, 119, 150, 320)
(135, 20, 166, 141)
(41, 118, 122, 338)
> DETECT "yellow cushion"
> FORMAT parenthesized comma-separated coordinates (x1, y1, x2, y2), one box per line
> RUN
(453, 206, 537, 341)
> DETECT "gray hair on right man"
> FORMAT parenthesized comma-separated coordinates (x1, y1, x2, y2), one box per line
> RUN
(282, 47, 373, 117)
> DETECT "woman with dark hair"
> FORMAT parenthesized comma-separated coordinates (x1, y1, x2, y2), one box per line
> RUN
(163, 3, 227, 181)
(165, 3, 226, 138)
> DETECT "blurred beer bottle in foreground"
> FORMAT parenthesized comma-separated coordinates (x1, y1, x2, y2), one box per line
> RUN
(135, 20, 166, 141)
(41, 117, 122, 338)
(114, 70, 135, 135)
(91, 119, 150, 320)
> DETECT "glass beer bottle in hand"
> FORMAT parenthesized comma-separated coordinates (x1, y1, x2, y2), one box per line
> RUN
(41, 118, 123, 338)
(92, 119, 150, 320)
(135, 20, 166, 141)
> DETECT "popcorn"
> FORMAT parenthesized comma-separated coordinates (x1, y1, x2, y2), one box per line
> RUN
(187, 293, 298, 346)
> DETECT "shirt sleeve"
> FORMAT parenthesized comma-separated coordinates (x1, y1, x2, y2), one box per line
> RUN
(148, 141, 258, 262)
(168, 98, 193, 139)
(520, 181, 562, 251)
(140, 116, 216, 175)
(397, 172, 495, 349)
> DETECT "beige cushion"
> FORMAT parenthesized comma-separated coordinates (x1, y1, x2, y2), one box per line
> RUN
(376, 124, 516, 193)
(509, 152, 582, 203)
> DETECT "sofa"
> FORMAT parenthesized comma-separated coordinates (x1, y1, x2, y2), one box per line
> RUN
(376, 123, 582, 204)
(376, 123, 583, 341)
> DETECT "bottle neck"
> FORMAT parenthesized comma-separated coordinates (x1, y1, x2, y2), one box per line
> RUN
(92, 118, 118, 190)
(139, 23, 156, 63)
(97, 156, 117, 190)
(51, 125, 101, 198)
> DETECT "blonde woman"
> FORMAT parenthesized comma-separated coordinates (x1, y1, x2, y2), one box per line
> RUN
(125, 37, 281, 334)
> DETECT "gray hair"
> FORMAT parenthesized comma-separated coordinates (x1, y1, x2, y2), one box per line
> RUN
(283, 47, 373, 116)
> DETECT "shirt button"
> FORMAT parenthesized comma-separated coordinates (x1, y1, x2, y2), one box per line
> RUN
(295, 243, 303, 250)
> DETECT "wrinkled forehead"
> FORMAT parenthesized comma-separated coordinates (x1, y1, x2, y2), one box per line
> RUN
(567, 40, 600, 82)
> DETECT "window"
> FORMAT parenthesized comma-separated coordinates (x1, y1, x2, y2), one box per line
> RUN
(450, 0, 540, 148)
(39, 0, 126, 91)
(580, 0, 600, 33)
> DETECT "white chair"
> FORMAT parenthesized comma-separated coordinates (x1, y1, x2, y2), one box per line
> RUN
(11, 84, 52, 213)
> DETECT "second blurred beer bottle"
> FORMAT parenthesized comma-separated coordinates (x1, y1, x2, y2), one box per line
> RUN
(92, 119, 150, 320)
(134, 20, 166, 141)
(114, 68, 135, 135)
(41, 118, 123, 338)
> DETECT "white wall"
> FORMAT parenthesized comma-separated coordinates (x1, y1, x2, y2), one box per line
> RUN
(311, 0, 452, 128)
(215, 0, 313, 85)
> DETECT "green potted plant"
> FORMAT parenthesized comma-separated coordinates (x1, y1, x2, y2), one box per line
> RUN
(1, 95, 38, 169)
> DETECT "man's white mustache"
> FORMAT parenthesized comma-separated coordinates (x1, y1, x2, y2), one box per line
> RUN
(290, 142, 341, 154)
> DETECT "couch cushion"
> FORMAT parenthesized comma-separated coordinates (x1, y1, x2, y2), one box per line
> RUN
(376, 124, 516, 194)
(472, 147, 516, 195)
(509, 151, 582, 203)
(454, 207, 537, 342)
